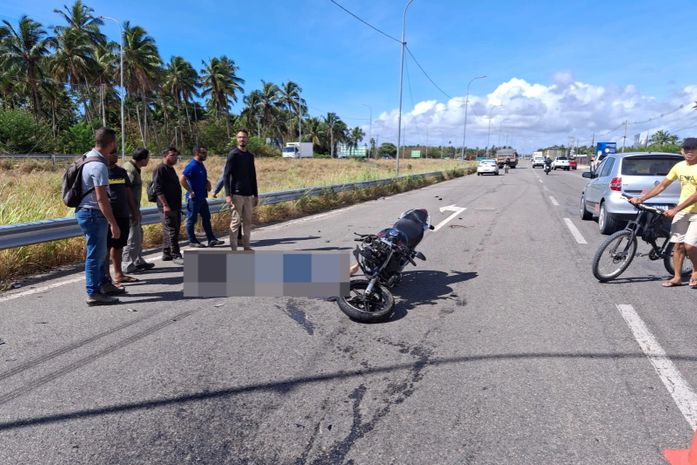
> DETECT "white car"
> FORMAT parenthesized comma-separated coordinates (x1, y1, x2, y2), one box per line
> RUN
(553, 157, 571, 170)
(531, 156, 546, 168)
(477, 159, 499, 176)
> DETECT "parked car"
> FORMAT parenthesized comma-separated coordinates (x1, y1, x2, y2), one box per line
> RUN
(477, 159, 500, 176)
(553, 156, 571, 171)
(531, 156, 546, 168)
(569, 158, 578, 170)
(579, 152, 683, 234)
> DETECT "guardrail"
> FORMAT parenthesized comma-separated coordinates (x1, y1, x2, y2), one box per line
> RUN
(0, 171, 451, 250)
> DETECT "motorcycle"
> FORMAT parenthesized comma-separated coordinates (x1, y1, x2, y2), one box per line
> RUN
(338, 208, 434, 323)
(544, 163, 552, 175)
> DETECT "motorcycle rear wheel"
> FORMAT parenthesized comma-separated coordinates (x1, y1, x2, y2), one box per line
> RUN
(338, 279, 395, 323)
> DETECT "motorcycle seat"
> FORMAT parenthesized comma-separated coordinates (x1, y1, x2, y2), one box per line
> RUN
(392, 219, 424, 249)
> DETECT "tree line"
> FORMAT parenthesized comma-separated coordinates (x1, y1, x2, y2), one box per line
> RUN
(0, 1, 368, 156)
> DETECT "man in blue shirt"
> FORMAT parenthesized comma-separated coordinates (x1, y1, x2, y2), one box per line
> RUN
(180, 147, 223, 247)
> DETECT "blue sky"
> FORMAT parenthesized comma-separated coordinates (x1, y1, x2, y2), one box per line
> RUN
(3, 0, 697, 152)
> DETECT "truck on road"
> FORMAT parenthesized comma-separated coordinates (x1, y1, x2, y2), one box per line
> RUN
(495, 148, 518, 168)
(282, 142, 313, 158)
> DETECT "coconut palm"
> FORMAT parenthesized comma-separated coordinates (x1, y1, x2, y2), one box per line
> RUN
(258, 80, 282, 139)
(348, 126, 365, 154)
(323, 112, 342, 158)
(650, 130, 678, 146)
(53, 0, 105, 47)
(280, 80, 306, 141)
(93, 42, 118, 125)
(0, 15, 52, 116)
(164, 56, 199, 134)
(241, 90, 263, 137)
(200, 56, 244, 122)
(121, 21, 162, 145)
(50, 27, 96, 118)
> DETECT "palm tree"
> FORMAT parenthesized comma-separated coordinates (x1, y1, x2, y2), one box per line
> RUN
(349, 126, 365, 154)
(258, 80, 282, 140)
(93, 42, 117, 125)
(0, 16, 52, 116)
(241, 90, 263, 137)
(164, 56, 199, 135)
(650, 130, 678, 146)
(200, 55, 245, 136)
(280, 80, 306, 141)
(53, 0, 105, 47)
(323, 112, 342, 158)
(121, 21, 161, 145)
(50, 26, 96, 118)
(303, 117, 324, 150)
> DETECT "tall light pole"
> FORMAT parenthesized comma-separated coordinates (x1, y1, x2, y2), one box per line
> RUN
(395, 0, 414, 176)
(362, 103, 372, 158)
(460, 75, 486, 160)
(100, 16, 125, 160)
(486, 104, 502, 157)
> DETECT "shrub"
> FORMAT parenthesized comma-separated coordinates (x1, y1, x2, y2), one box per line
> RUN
(0, 109, 53, 153)
(61, 121, 94, 155)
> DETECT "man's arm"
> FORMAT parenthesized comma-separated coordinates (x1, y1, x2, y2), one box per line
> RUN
(223, 152, 235, 207)
(179, 174, 194, 198)
(126, 187, 139, 225)
(629, 178, 674, 204)
(665, 191, 697, 219)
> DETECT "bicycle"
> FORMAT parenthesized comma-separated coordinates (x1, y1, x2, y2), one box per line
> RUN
(592, 196, 693, 282)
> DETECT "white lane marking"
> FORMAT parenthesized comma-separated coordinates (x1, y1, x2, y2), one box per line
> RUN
(616, 304, 697, 430)
(434, 205, 467, 232)
(0, 277, 84, 303)
(563, 218, 587, 244)
(539, 179, 543, 184)
(549, 196, 559, 206)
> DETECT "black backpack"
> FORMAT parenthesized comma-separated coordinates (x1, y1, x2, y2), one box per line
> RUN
(61, 154, 106, 208)
(147, 173, 158, 202)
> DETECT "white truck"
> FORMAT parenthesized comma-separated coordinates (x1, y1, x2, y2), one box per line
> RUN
(282, 142, 313, 158)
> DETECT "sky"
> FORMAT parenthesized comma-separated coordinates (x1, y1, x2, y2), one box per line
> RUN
(3, 0, 697, 153)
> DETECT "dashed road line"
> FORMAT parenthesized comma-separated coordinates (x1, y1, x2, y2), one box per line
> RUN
(549, 196, 559, 206)
(563, 218, 587, 244)
(616, 304, 697, 429)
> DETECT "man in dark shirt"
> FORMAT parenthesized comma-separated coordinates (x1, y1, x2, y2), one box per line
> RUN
(152, 147, 183, 264)
(223, 129, 259, 251)
(105, 150, 138, 287)
(180, 146, 224, 248)
(123, 148, 155, 273)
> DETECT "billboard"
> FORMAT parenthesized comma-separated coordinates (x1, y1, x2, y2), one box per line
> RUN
(596, 142, 617, 161)
(410, 150, 422, 158)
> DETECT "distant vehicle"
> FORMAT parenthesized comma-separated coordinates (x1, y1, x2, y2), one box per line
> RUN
(553, 156, 571, 171)
(495, 148, 518, 168)
(579, 152, 682, 234)
(477, 159, 500, 176)
(569, 158, 578, 170)
(531, 156, 546, 168)
(282, 142, 313, 158)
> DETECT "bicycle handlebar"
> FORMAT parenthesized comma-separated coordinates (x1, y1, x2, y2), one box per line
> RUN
(621, 195, 668, 215)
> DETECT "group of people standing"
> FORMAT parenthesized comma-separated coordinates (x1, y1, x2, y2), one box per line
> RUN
(75, 127, 259, 306)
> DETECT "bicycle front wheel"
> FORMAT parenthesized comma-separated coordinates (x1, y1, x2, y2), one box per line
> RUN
(592, 230, 637, 282)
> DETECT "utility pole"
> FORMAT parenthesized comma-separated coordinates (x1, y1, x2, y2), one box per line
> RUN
(395, 0, 415, 176)
(622, 120, 628, 152)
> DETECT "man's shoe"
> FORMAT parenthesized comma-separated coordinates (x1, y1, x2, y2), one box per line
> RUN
(162, 254, 173, 261)
(172, 254, 184, 265)
(87, 293, 120, 306)
(243, 247, 254, 252)
(125, 264, 138, 274)
(189, 242, 206, 248)
(136, 262, 155, 271)
(100, 282, 127, 295)
(208, 239, 224, 247)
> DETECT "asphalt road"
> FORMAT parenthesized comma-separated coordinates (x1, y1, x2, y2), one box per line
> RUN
(1, 162, 696, 464)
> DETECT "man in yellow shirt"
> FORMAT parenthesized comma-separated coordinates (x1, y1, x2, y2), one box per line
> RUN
(631, 138, 697, 287)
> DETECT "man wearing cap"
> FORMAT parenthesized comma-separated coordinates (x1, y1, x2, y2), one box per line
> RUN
(630, 137, 697, 287)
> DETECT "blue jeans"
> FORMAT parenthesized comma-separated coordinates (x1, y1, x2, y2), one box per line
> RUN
(186, 198, 215, 243)
(76, 208, 108, 296)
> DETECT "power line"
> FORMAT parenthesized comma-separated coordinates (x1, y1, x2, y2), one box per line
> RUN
(405, 46, 453, 100)
(329, 0, 400, 44)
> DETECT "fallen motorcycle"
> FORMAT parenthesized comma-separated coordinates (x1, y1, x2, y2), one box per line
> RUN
(338, 208, 433, 323)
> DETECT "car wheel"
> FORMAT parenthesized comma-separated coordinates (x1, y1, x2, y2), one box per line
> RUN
(598, 202, 621, 235)
(579, 194, 592, 220)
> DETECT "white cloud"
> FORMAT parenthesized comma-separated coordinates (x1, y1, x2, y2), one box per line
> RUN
(368, 74, 697, 153)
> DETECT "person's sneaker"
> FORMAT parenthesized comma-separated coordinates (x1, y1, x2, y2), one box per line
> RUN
(162, 254, 173, 261)
(125, 264, 138, 274)
(86, 293, 120, 306)
(189, 242, 206, 248)
(208, 239, 224, 247)
(172, 254, 184, 265)
(100, 282, 127, 295)
(136, 262, 155, 271)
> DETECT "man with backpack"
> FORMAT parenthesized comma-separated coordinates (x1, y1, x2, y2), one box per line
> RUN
(73, 127, 123, 306)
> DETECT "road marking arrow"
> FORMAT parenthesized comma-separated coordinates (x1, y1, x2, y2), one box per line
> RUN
(434, 205, 466, 231)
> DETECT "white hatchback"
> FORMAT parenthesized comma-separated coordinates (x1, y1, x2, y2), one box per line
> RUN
(477, 159, 500, 176)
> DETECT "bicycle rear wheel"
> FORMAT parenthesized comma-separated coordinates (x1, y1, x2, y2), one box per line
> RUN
(663, 242, 694, 277)
(592, 230, 637, 282)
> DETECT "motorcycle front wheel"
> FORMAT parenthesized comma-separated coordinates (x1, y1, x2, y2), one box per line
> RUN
(337, 279, 395, 323)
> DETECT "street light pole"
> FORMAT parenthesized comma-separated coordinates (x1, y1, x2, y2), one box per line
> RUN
(395, 0, 414, 176)
(486, 104, 501, 157)
(460, 75, 486, 161)
(362, 103, 372, 158)
(100, 16, 125, 160)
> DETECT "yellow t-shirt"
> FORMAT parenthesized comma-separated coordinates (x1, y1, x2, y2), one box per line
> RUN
(666, 160, 697, 213)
